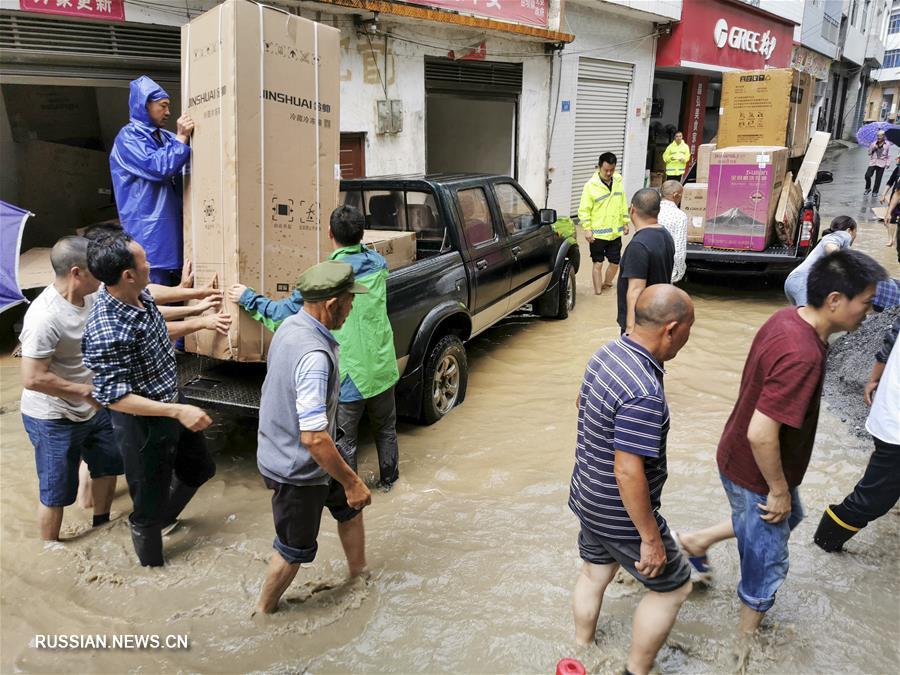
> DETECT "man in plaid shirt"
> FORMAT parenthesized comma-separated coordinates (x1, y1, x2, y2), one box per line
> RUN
(82, 231, 230, 567)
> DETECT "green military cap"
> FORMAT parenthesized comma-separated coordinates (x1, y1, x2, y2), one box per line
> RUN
(295, 260, 368, 302)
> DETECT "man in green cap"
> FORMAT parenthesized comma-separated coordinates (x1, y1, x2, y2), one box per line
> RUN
(256, 260, 372, 615)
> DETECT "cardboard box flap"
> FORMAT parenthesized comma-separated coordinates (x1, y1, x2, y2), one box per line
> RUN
(796, 131, 831, 199)
(17, 247, 53, 290)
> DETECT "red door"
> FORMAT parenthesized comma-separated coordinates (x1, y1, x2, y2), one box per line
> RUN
(339, 133, 366, 179)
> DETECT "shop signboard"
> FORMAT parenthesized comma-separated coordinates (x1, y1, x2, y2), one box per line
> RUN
(19, 0, 126, 22)
(402, 0, 548, 28)
(657, 0, 793, 71)
(790, 45, 832, 81)
(684, 75, 708, 165)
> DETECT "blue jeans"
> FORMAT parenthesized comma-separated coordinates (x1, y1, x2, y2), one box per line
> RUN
(22, 409, 123, 507)
(783, 272, 807, 307)
(721, 474, 804, 613)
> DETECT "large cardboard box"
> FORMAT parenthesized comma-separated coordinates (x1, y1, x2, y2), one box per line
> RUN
(704, 146, 789, 251)
(681, 183, 708, 244)
(362, 230, 416, 271)
(696, 143, 716, 183)
(774, 172, 805, 246)
(16, 141, 113, 249)
(182, 0, 340, 362)
(717, 69, 813, 157)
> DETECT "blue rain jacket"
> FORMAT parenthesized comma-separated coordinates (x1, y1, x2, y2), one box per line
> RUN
(110, 76, 191, 271)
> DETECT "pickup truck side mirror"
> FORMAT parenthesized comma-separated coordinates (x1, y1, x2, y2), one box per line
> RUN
(538, 208, 557, 226)
(815, 170, 833, 185)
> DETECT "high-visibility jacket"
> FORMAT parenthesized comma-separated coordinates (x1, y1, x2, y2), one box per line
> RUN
(577, 171, 629, 241)
(662, 140, 691, 177)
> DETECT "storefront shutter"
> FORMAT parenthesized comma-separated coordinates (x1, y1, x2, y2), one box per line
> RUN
(570, 57, 633, 215)
(0, 11, 179, 86)
(425, 57, 523, 96)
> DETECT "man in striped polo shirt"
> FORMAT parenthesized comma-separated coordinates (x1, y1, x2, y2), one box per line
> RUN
(570, 284, 695, 675)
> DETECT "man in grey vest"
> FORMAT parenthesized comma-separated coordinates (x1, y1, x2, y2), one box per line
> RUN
(256, 260, 372, 615)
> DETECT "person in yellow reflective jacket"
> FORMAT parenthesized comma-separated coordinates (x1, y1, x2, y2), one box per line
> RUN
(578, 152, 630, 295)
(662, 131, 691, 178)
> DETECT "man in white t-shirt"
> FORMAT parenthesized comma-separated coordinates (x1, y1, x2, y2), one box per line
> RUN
(814, 318, 900, 551)
(19, 236, 124, 541)
(658, 181, 688, 283)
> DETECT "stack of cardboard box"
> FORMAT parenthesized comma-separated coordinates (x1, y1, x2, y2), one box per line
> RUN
(684, 68, 817, 251)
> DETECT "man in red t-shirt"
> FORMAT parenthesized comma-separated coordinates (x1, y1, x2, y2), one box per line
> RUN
(676, 250, 886, 652)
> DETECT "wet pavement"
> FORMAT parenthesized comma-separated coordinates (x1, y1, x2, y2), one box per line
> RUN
(0, 144, 898, 674)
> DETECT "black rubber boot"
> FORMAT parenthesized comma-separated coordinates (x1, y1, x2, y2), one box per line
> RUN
(813, 506, 860, 552)
(161, 477, 199, 527)
(130, 524, 164, 567)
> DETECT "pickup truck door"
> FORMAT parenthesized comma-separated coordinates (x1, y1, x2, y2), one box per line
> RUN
(454, 186, 513, 331)
(490, 181, 554, 306)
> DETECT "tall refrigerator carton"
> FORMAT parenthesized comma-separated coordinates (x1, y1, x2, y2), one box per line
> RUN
(704, 146, 789, 251)
(181, 0, 340, 362)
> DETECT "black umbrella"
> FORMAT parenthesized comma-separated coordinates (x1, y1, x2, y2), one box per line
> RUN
(885, 127, 900, 146)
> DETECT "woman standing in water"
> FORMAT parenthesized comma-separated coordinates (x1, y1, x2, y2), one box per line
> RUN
(784, 216, 857, 307)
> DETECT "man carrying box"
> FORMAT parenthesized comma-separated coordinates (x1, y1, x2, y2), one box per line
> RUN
(227, 206, 401, 489)
(110, 76, 194, 286)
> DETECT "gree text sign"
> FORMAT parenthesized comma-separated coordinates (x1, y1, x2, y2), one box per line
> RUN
(656, 0, 792, 71)
(19, 0, 125, 22)
(713, 18, 777, 61)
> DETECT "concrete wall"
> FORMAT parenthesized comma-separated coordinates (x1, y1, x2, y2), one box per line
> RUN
(799, 0, 842, 58)
(546, 0, 657, 213)
(335, 20, 551, 203)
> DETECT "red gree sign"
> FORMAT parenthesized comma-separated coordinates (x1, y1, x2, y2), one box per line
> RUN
(20, 0, 126, 22)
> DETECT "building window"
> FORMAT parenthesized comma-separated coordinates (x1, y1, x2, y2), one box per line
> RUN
(822, 14, 840, 43)
(850, 0, 859, 26)
(884, 49, 900, 68)
(890, 10, 900, 33)
(862, 0, 871, 32)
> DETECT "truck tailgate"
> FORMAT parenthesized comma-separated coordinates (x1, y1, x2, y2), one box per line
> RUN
(178, 354, 264, 417)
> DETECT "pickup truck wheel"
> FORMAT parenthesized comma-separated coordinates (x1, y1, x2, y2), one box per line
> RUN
(420, 334, 468, 425)
(555, 260, 575, 319)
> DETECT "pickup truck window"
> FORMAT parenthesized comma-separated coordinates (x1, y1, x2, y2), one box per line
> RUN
(366, 191, 406, 230)
(495, 183, 538, 235)
(457, 187, 496, 247)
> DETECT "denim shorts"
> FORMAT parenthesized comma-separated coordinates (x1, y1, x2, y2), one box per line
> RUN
(22, 409, 124, 508)
(721, 473, 804, 613)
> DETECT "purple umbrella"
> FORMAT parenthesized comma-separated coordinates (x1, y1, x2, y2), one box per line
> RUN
(0, 200, 33, 313)
(856, 121, 900, 146)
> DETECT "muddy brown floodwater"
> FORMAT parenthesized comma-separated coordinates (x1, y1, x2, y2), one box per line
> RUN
(2, 147, 899, 674)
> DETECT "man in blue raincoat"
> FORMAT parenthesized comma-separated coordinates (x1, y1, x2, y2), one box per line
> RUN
(110, 76, 194, 285)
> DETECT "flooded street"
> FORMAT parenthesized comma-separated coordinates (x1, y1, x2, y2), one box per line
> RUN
(1, 145, 898, 674)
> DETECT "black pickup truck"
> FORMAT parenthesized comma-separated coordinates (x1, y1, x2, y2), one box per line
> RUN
(686, 170, 833, 276)
(179, 173, 579, 424)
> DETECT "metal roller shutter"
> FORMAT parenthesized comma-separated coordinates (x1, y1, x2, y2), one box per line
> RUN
(425, 56, 523, 96)
(0, 11, 179, 86)
(570, 57, 633, 215)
